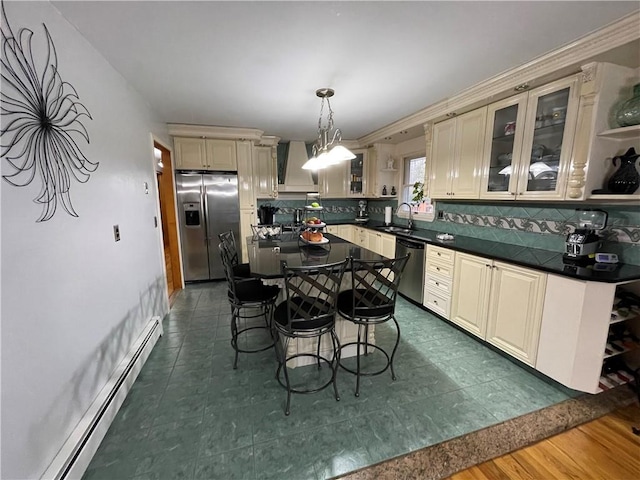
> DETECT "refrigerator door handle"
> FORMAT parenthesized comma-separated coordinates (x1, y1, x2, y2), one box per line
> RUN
(203, 185, 210, 244)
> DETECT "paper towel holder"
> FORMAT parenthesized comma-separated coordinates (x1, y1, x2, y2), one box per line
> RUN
(384, 206, 393, 226)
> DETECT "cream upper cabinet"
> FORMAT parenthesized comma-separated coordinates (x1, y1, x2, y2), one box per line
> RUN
(254, 145, 277, 198)
(485, 261, 546, 366)
(174, 137, 206, 170)
(480, 93, 528, 199)
(236, 141, 254, 209)
(515, 75, 580, 200)
(429, 118, 456, 198)
(174, 137, 237, 171)
(319, 162, 347, 198)
(429, 107, 487, 199)
(450, 252, 492, 338)
(205, 139, 237, 171)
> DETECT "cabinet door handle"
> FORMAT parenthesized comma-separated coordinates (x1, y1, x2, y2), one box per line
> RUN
(485, 264, 491, 268)
(436, 267, 441, 271)
(437, 252, 441, 256)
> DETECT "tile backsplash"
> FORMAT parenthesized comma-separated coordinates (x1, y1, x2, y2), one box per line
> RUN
(431, 202, 640, 265)
(258, 199, 640, 265)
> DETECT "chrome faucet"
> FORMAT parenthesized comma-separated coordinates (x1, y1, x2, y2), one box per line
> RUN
(396, 202, 414, 230)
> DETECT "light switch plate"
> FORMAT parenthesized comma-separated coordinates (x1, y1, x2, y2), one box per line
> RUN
(113, 225, 120, 242)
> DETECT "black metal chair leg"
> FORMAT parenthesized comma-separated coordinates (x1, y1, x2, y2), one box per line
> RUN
(331, 330, 341, 402)
(281, 337, 292, 415)
(317, 335, 322, 369)
(231, 306, 239, 369)
(389, 315, 401, 381)
(355, 325, 362, 397)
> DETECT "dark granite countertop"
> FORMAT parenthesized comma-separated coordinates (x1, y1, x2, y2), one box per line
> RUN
(246, 234, 385, 279)
(325, 220, 640, 283)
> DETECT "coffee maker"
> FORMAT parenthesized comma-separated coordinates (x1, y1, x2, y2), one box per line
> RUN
(355, 200, 369, 223)
(564, 209, 607, 262)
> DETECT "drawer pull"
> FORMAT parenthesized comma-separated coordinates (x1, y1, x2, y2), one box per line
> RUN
(437, 252, 441, 256)
(433, 300, 438, 305)
(436, 267, 440, 271)
(435, 282, 440, 286)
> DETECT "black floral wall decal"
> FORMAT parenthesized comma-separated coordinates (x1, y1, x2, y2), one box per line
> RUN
(1, 1, 97, 222)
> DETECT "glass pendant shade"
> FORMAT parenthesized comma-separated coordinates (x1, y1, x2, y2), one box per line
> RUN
(328, 144, 356, 163)
(304, 88, 355, 170)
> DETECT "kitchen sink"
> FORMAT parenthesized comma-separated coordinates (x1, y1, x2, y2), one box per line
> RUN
(380, 226, 413, 235)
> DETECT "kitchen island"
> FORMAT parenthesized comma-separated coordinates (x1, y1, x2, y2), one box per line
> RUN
(246, 232, 388, 367)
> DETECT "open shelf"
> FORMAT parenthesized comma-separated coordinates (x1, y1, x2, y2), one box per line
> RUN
(597, 369, 635, 392)
(603, 335, 640, 359)
(610, 309, 640, 325)
(597, 124, 640, 140)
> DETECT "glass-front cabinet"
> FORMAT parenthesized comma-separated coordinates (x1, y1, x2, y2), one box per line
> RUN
(348, 152, 365, 196)
(480, 93, 528, 199)
(480, 75, 579, 200)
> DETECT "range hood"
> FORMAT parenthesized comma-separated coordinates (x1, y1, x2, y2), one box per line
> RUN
(279, 141, 318, 192)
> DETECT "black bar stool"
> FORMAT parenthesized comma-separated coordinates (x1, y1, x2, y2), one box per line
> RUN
(218, 230, 251, 278)
(218, 243, 280, 369)
(337, 254, 410, 397)
(272, 259, 348, 415)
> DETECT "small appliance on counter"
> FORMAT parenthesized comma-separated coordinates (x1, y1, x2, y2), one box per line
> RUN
(258, 204, 279, 225)
(355, 200, 369, 223)
(564, 209, 608, 263)
(292, 208, 304, 226)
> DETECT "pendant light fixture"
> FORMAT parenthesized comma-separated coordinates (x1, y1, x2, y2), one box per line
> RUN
(302, 88, 355, 170)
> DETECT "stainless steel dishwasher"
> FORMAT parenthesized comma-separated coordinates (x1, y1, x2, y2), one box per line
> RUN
(395, 237, 425, 304)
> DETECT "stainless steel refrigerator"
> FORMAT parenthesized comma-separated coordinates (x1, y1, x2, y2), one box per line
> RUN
(176, 172, 240, 281)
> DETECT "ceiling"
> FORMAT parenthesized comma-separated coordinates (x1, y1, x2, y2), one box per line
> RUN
(51, 1, 639, 144)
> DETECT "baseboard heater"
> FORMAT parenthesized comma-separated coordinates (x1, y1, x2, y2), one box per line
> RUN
(41, 316, 164, 480)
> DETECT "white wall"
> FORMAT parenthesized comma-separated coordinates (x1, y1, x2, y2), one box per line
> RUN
(1, 2, 170, 478)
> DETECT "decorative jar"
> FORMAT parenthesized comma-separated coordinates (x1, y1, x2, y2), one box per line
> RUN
(615, 83, 640, 127)
(607, 147, 640, 194)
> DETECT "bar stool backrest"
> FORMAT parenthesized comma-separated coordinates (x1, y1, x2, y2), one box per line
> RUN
(280, 259, 348, 332)
(219, 242, 241, 303)
(219, 231, 240, 268)
(348, 254, 410, 320)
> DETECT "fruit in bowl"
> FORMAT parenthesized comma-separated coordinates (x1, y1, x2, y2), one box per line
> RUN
(302, 230, 323, 242)
(311, 202, 320, 208)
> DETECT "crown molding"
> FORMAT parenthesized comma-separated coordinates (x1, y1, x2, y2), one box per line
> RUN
(167, 123, 264, 141)
(254, 135, 281, 146)
(358, 10, 640, 146)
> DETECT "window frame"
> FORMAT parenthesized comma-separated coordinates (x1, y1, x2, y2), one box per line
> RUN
(397, 152, 434, 223)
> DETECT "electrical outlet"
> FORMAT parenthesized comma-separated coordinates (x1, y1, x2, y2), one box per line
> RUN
(113, 225, 121, 242)
(437, 211, 444, 220)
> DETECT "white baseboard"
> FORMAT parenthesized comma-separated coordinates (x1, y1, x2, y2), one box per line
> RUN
(41, 316, 164, 480)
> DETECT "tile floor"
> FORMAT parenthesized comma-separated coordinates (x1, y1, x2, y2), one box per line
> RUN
(83, 282, 577, 480)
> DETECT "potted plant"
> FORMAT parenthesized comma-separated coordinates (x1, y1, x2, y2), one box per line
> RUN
(411, 182, 424, 212)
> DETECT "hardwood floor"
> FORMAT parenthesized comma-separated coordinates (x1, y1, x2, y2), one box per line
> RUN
(449, 403, 640, 480)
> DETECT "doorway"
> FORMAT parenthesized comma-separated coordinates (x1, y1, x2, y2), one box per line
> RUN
(155, 142, 182, 304)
